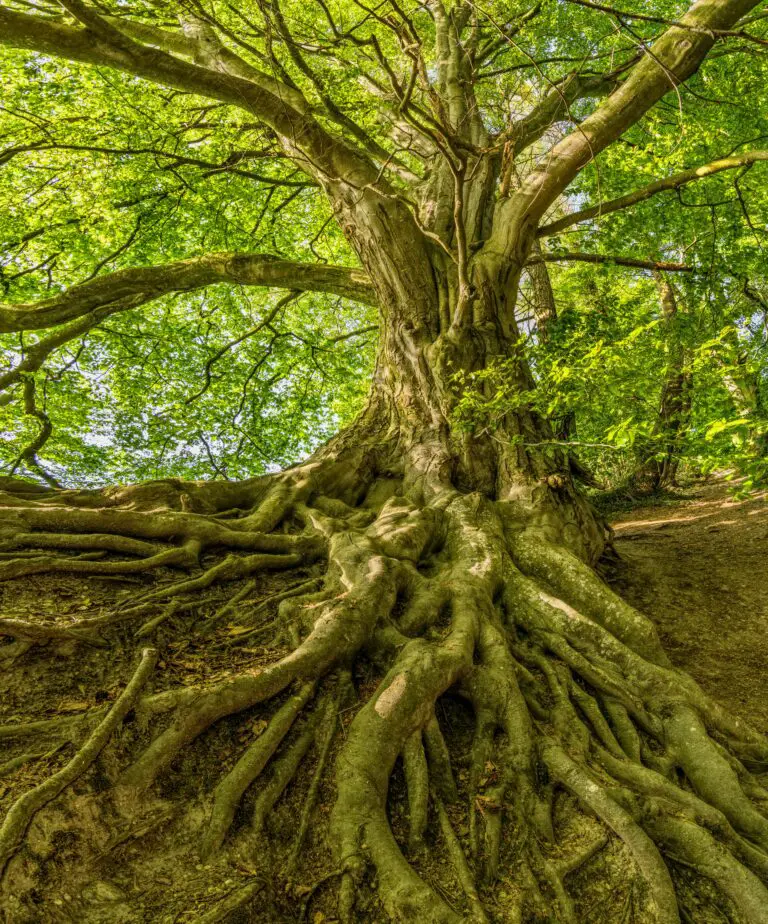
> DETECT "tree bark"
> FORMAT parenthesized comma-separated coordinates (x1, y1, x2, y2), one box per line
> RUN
(3, 241, 768, 921)
(635, 275, 693, 490)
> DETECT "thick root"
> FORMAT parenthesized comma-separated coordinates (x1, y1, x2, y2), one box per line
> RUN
(1, 469, 768, 924)
(201, 681, 315, 859)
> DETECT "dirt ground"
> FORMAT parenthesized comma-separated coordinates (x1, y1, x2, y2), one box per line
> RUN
(607, 477, 768, 735)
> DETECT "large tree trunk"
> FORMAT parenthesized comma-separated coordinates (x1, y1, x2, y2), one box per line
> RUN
(2, 225, 768, 924)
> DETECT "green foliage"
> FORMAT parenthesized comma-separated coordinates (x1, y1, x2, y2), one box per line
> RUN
(455, 266, 768, 492)
(0, 42, 375, 485)
(1, 0, 767, 488)
(1, 290, 376, 485)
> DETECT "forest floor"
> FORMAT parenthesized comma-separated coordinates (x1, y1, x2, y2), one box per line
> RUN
(605, 475, 768, 736)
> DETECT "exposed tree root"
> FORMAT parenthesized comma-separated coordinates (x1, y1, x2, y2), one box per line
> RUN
(403, 730, 429, 852)
(0, 647, 157, 873)
(0, 616, 107, 648)
(436, 794, 489, 922)
(285, 688, 342, 876)
(202, 681, 316, 859)
(2, 462, 768, 923)
(544, 744, 679, 923)
(0, 743, 68, 779)
(251, 703, 322, 834)
(194, 878, 267, 923)
(0, 713, 99, 742)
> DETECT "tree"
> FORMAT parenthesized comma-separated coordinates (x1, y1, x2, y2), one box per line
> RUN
(1, 1, 768, 921)
(624, 274, 692, 489)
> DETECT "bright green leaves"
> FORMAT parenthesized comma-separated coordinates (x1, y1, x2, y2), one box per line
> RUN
(0, 40, 369, 486)
(0, 287, 375, 486)
(454, 261, 767, 492)
(2, 0, 767, 490)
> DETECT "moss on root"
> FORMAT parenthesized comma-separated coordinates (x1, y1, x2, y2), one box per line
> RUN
(1, 458, 767, 924)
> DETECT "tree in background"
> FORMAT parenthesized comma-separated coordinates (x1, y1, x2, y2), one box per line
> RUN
(1, 0, 768, 921)
(508, 270, 768, 496)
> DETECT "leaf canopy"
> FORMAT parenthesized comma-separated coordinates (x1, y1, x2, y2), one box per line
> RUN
(0, 0, 766, 487)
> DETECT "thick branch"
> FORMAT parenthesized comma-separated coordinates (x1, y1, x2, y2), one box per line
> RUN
(0, 310, 117, 400)
(113, 14, 310, 115)
(0, 252, 376, 333)
(0, 7, 380, 187)
(565, 0, 768, 47)
(540, 150, 768, 236)
(485, 0, 762, 260)
(506, 72, 619, 153)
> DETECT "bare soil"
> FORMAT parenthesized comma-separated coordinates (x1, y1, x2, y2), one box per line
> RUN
(607, 477, 768, 735)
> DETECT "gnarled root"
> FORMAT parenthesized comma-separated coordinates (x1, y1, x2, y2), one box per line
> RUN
(1, 464, 768, 923)
(0, 647, 157, 874)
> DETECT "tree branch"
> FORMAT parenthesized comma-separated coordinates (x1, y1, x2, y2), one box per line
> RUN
(8, 377, 61, 488)
(504, 71, 622, 154)
(0, 6, 381, 187)
(564, 0, 768, 48)
(183, 291, 299, 406)
(0, 253, 376, 333)
(525, 253, 693, 272)
(1, 141, 317, 187)
(484, 0, 763, 263)
(110, 13, 310, 113)
(0, 309, 113, 400)
(539, 150, 768, 236)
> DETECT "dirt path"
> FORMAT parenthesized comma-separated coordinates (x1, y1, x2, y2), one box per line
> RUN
(608, 478, 768, 734)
